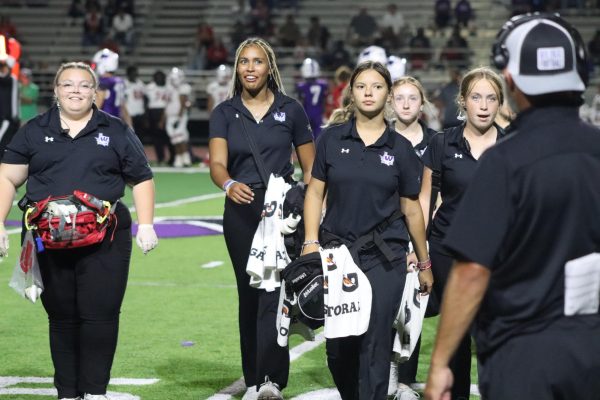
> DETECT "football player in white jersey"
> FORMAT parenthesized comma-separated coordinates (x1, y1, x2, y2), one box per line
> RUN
(124, 65, 148, 141)
(206, 64, 232, 112)
(145, 69, 172, 166)
(165, 67, 193, 167)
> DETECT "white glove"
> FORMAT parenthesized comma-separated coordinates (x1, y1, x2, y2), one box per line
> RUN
(0, 223, 9, 259)
(280, 214, 301, 235)
(136, 224, 158, 254)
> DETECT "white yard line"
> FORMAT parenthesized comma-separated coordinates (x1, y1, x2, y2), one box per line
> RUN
(206, 333, 326, 400)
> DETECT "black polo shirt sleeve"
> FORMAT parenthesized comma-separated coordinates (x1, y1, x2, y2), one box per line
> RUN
(117, 126, 154, 185)
(208, 103, 227, 140)
(421, 132, 442, 170)
(311, 128, 330, 182)
(396, 140, 422, 198)
(3, 124, 31, 164)
(443, 148, 511, 268)
(287, 100, 314, 147)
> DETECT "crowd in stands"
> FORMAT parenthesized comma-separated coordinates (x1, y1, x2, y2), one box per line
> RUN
(69, 0, 136, 53)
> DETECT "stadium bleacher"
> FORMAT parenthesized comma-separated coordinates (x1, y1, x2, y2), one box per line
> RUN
(2, 0, 599, 144)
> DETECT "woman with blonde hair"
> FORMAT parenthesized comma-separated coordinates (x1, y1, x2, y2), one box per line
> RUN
(208, 38, 315, 400)
(388, 75, 439, 399)
(419, 66, 507, 399)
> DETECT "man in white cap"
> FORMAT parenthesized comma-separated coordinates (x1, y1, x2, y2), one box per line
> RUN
(425, 13, 600, 400)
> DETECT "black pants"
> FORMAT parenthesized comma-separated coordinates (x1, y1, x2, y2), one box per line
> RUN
(478, 316, 600, 400)
(326, 257, 406, 400)
(430, 241, 472, 400)
(223, 189, 290, 389)
(147, 108, 173, 164)
(38, 204, 132, 398)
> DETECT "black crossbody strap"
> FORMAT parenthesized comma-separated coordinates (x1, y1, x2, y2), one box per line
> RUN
(240, 115, 270, 185)
(427, 132, 445, 237)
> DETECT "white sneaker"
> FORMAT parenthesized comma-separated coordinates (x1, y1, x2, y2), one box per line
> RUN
(242, 385, 258, 400)
(387, 361, 399, 398)
(84, 395, 108, 400)
(394, 383, 420, 400)
(257, 377, 283, 400)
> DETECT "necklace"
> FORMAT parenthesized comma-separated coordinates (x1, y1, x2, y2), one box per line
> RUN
(243, 94, 273, 121)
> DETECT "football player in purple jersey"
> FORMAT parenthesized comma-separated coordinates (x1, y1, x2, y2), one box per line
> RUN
(93, 48, 132, 127)
(295, 58, 328, 138)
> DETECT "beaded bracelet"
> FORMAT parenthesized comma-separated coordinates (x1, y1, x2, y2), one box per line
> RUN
(301, 240, 320, 251)
(417, 258, 432, 271)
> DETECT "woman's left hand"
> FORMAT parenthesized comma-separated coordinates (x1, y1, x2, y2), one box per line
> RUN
(418, 268, 433, 295)
(136, 224, 158, 254)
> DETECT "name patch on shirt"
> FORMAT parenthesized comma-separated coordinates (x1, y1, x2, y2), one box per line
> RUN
(379, 151, 394, 166)
(95, 133, 110, 147)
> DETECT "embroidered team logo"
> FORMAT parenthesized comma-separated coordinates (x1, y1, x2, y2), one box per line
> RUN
(44, 136, 54, 143)
(341, 148, 350, 154)
(379, 151, 395, 166)
(274, 111, 286, 122)
(454, 153, 463, 159)
(95, 133, 110, 147)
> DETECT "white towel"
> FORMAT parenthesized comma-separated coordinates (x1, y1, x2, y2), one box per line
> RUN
(246, 174, 292, 292)
(321, 245, 372, 339)
(393, 269, 429, 362)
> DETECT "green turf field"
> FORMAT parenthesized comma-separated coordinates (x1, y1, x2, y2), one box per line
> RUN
(0, 170, 479, 399)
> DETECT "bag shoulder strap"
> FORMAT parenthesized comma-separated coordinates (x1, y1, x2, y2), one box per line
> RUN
(427, 132, 446, 236)
(240, 115, 270, 185)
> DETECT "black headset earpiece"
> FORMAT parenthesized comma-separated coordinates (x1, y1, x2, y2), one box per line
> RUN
(491, 12, 589, 86)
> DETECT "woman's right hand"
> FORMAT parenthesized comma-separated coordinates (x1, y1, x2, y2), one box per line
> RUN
(227, 182, 255, 204)
(301, 242, 320, 256)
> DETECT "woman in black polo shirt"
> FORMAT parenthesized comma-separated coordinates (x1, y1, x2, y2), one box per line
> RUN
(388, 75, 439, 399)
(302, 61, 432, 400)
(0, 61, 156, 400)
(419, 66, 506, 400)
(208, 38, 315, 400)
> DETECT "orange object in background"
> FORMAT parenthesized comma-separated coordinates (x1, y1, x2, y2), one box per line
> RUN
(0, 34, 21, 77)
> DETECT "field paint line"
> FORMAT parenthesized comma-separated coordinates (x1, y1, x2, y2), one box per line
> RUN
(410, 383, 480, 396)
(289, 332, 325, 362)
(206, 333, 326, 400)
(291, 388, 340, 400)
(0, 376, 159, 399)
(201, 261, 224, 268)
(0, 388, 140, 399)
(0, 376, 159, 387)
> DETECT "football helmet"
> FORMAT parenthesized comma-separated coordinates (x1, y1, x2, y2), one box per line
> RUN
(387, 55, 408, 81)
(215, 64, 232, 84)
(92, 48, 119, 75)
(300, 58, 320, 79)
(357, 45, 387, 65)
(168, 67, 185, 87)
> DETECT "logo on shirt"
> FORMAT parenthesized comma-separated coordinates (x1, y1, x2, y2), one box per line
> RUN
(341, 148, 350, 154)
(95, 133, 110, 147)
(274, 112, 286, 122)
(379, 151, 395, 166)
(44, 136, 54, 143)
(454, 153, 463, 159)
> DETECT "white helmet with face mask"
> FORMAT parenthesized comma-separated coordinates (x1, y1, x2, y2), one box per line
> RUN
(93, 48, 119, 75)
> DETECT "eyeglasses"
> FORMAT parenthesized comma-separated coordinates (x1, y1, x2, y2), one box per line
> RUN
(57, 81, 96, 93)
